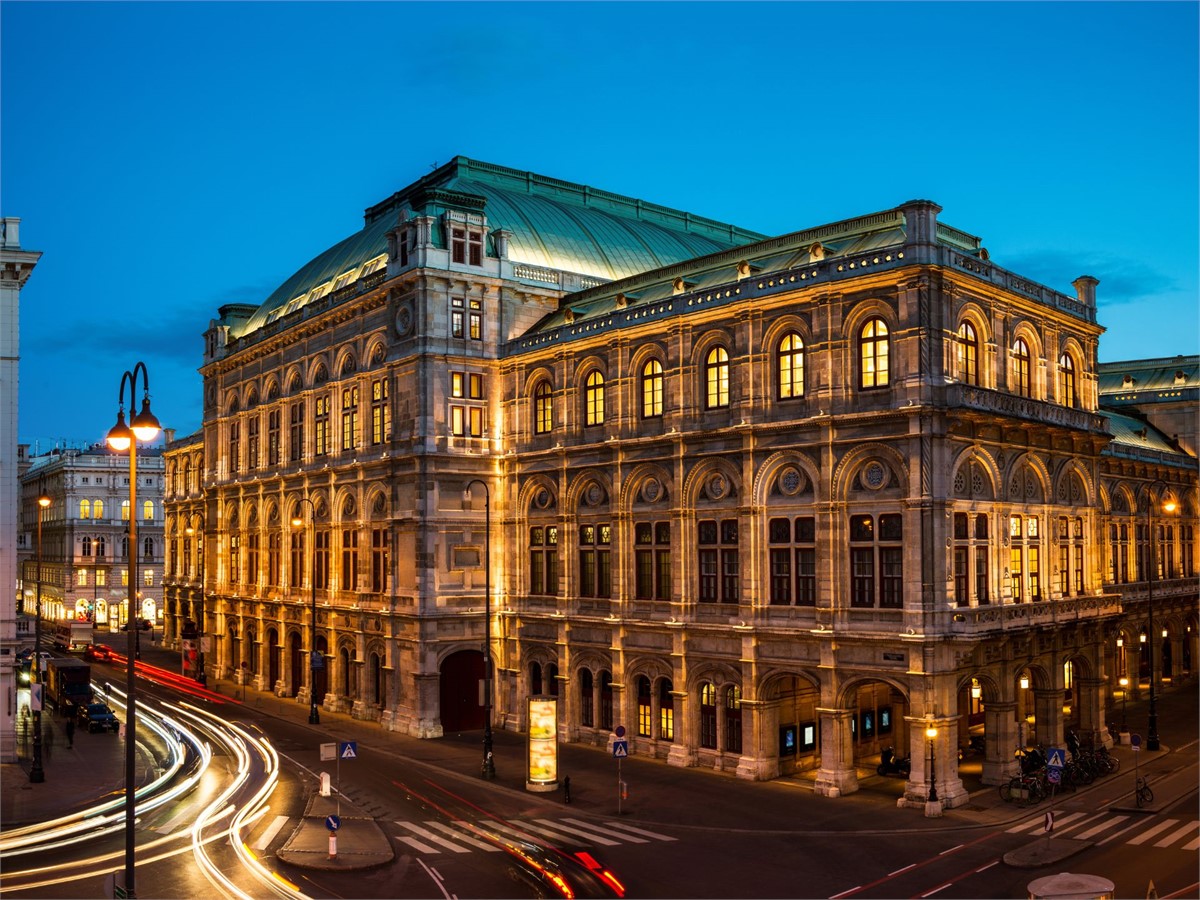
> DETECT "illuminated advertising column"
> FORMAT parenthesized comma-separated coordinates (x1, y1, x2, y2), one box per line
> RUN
(526, 696, 559, 792)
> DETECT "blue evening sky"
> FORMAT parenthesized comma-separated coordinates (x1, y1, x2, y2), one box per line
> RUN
(3, 1, 1197, 447)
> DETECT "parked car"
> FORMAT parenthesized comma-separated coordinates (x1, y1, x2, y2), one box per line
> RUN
(77, 702, 119, 733)
(83, 643, 115, 662)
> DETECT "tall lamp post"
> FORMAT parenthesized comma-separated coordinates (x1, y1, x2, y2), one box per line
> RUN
(924, 722, 940, 817)
(29, 490, 51, 783)
(1141, 481, 1175, 752)
(185, 516, 205, 683)
(291, 498, 320, 724)
(106, 361, 161, 900)
(464, 479, 495, 779)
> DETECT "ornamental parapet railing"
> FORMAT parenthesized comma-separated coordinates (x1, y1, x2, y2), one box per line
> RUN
(940, 593, 1123, 636)
(948, 384, 1109, 433)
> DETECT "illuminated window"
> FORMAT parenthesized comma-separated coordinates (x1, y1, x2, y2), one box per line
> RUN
(76, 568, 88, 586)
(247, 416, 259, 470)
(341, 529, 358, 592)
(636, 676, 652, 737)
(953, 513, 990, 607)
(341, 387, 358, 452)
(578, 523, 612, 598)
(229, 534, 241, 585)
(79, 499, 91, 519)
(777, 332, 805, 399)
(659, 679, 674, 742)
(451, 297, 465, 338)
(228, 420, 240, 474)
(584, 371, 606, 426)
(1058, 353, 1076, 407)
(528, 526, 558, 595)
(450, 405, 465, 436)
(534, 382, 553, 434)
(859, 318, 890, 389)
(724, 686, 742, 753)
(957, 322, 979, 385)
(705, 346, 730, 409)
(121, 500, 130, 522)
(143, 500, 154, 520)
(641, 359, 663, 418)
(699, 683, 717, 749)
(469, 406, 482, 437)
(768, 516, 816, 606)
(1012, 338, 1031, 397)
(469, 373, 483, 399)
(371, 378, 389, 445)
(451, 372, 465, 398)
(143, 568, 153, 587)
(314, 395, 330, 456)
(1009, 515, 1041, 602)
(94, 500, 104, 520)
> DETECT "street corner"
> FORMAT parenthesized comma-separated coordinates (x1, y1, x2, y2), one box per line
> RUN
(278, 816, 395, 871)
(1002, 836, 1092, 869)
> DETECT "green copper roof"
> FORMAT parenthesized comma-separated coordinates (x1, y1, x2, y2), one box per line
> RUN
(239, 157, 766, 336)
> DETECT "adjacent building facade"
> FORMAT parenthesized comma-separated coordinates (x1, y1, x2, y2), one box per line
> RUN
(162, 159, 1198, 808)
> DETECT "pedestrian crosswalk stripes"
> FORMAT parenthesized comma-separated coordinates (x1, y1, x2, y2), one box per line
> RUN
(385, 816, 678, 855)
(1005, 813, 1198, 852)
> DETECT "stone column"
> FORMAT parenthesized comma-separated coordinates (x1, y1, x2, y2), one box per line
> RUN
(981, 701, 1021, 785)
(813, 708, 858, 797)
(1032, 688, 1065, 748)
(1076, 676, 1110, 748)
(667, 689, 694, 767)
(736, 699, 778, 781)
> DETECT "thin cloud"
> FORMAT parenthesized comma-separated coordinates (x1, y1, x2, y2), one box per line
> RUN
(1000, 251, 1175, 307)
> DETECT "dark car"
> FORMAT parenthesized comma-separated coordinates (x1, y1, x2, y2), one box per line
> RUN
(502, 841, 625, 899)
(78, 702, 120, 733)
(83, 643, 115, 662)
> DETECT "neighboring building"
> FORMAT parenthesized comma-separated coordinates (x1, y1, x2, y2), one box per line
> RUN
(164, 158, 1198, 809)
(20, 444, 166, 646)
(1, 218, 41, 764)
(1098, 355, 1199, 458)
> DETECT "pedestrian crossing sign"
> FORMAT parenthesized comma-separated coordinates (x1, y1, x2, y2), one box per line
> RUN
(340, 741, 357, 759)
(1046, 747, 1065, 769)
(612, 739, 628, 758)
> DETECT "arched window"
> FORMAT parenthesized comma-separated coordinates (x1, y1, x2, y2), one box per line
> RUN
(641, 359, 663, 418)
(121, 500, 131, 522)
(534, 381, 553, 434)
(96, 536, 107, 558)
(1058, 352, 1076, 407)
(82, 536, 93, 557)
(531, 661, 543, 695)
(957, 322, 979, 385)
(1012, 338, 1032, 397)
(93, 499, 104, 519)
(724, 686, 743, 753)
(699, 682, 717, 749)
(636, 675, 652, 737)
(79, 499, 91, 519)
(144, 537, 154, 560)
(860, 318, 889, 389)
(777, 332, 804, 399)
(143, 500, 155, 520)
(705, 346, 729, 409)
(584, 371, 605, 426)
(579, 669, 594, 727)
(659, 678, 674, 741)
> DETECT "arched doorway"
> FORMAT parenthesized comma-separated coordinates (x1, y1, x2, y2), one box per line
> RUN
(440, 649, 484, 732)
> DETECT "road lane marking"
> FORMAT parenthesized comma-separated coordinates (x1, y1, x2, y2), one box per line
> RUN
(829, 887, 862, 898)
(920, 882, 952, 897)
(1128, 819, 1179, 845)
(600, 820, 677, 841)
(975, 861, 998, 873)
(1076, 816, 1128, 840)
(1051, 812, 1104, 836)
(557, 818, 648, 843)
(514, 818, 621, 846)
(938, 844, 963, 855)
(396, 822, 471, 853)
(398, 835, 441, 854)
(1154, 821, 1198, 849)
(253, 814, 289, 850)
(888, 864, 915, 876)
(1007, 811, 1089, 834)
(425, 822, 502, 851)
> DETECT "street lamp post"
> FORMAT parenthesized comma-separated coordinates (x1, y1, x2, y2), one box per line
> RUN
(29, 490, 51, 783)
(1118, 676, 1129, 733)
(1142, 480, 1175, 752)
(106, 361, 162, 900)
(291, 498, 320, 724)
(464, 479, 495, 779)
(924, 722, 940, 817)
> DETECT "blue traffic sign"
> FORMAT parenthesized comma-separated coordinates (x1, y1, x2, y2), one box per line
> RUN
(612, 739, 629, 758)
(1045, 747, 1066, 769)
(325, 814, 340, 831)
(340, 741, 357, 759)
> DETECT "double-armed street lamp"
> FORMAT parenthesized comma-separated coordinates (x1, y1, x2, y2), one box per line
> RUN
(291, 497, 320, 725)
(1141, 480, 1176, 752)
(29, 489, 51, 783)
(106, 361, 162, 900)
(464, 479, 495, 779)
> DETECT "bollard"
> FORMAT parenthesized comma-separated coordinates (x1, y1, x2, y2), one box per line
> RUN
(563, 775, 571, 804)
(329, 832, 337, 859)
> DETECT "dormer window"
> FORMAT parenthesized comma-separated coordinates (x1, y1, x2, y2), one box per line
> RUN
(451, 227, 484, 266)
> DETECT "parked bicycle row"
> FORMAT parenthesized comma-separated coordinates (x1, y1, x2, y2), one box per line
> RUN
(998, 731, 1121, 806)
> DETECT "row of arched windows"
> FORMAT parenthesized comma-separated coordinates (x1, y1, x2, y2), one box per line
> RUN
(77, 499, 156, 520)
(955, 323, 1080, 405)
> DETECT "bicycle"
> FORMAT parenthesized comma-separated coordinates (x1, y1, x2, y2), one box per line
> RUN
(1134, 776, 1153, 808)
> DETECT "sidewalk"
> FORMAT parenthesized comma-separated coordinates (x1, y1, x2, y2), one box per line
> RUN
(5, 646, 1194, 875)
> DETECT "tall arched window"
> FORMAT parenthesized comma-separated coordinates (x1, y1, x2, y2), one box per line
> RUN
(82, 536, 93, 556)
(777, 332, 804, 399)
(1012, 338, 1032, 397)
(584, 370, 605, 426)
(641, 359, 663, 418)
(534, 381, 553, 434)
(94, 499, 104, 519)
(957, 322, 979, 385)
(705, 346, 729, 409)
(121, 500, 131, 521)
(1058, 352, 1076, 407)
(859, 318, 890, 389)
(143, 500, 155, 520)
(724, 685, 743, 753)
(699, 682, 717, 749)
(79, 499, 91, 519)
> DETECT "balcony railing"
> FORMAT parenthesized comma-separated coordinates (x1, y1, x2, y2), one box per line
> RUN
(940, 592, 1123, 636)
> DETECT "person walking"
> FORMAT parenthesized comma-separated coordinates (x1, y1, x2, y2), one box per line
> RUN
(65, 717, 75, 749)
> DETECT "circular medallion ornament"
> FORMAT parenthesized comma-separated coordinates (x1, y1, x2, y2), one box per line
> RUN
(394, 304, 413, 337)
(534, 488, 552, 510)
(641, 478, 661, 503)
(586, 483, 604, 507)
(863, 461, 887, 490)
(708, 473, 728, 500)
(779, 467, 803, 496)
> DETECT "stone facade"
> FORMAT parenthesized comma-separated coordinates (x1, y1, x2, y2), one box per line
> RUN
(161, 160, 1199, 807)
